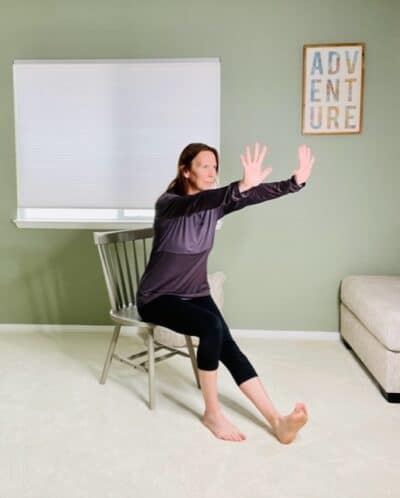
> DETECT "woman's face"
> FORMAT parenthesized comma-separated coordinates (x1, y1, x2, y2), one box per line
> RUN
(183, 150, 218, 195)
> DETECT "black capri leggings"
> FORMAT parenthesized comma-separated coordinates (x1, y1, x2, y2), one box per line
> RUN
(137, 294, 258, 386)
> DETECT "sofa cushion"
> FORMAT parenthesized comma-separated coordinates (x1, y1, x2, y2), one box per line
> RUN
(153, 271, 226, 348)
(341, 275, 400, 352)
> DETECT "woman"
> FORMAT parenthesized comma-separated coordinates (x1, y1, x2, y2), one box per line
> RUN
(137, 142, 315, 443)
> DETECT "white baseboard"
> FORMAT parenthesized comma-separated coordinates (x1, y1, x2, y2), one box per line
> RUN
(234, 329, 339, 340)
(0, 323, 340, 341)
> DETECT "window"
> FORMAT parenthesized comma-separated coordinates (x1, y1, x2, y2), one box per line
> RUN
(13, 58, 220, 229)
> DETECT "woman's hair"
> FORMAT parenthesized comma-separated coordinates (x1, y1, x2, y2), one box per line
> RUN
(165, 143, 219, 195)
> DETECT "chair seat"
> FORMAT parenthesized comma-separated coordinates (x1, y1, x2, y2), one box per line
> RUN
(110, 305, 154, 327)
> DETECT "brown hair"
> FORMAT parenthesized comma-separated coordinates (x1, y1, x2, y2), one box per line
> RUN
(166, 143, 219, 195)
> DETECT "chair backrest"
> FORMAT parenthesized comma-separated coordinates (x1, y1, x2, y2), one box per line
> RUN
(93, 228, 154, 312)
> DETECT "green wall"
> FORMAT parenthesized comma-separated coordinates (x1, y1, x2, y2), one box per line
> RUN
(1, 0, 399, 330)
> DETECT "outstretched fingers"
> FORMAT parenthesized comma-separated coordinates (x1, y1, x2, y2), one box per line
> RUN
(243, 142, 268, 166)
(258, 144, 267, 164)
(253, 142, 267, 164)
(298, 144, 307, 162)
(299, 144, 315, 169)
(254, 142, 259, 160)
(246, 145, 251, 164)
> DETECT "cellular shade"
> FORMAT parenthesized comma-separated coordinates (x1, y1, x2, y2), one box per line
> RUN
(13, 58, 220, 211)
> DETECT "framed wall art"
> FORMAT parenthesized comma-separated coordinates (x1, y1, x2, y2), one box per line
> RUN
(302, 43, 365, 135)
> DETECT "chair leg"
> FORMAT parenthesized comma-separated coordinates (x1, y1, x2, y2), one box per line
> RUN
(185, 335, 200, 389)
(100, 324, 121, 384)
(148, 329, 156, 409)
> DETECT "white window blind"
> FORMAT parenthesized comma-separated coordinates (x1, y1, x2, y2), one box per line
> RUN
(13, 58, 220, 228)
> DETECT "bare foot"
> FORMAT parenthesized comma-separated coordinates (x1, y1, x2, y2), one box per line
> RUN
(202, 411, 247, 442)
(272, 402, 308, 444)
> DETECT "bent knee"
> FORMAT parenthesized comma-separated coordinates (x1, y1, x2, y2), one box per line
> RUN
(202, 315, 225, 341)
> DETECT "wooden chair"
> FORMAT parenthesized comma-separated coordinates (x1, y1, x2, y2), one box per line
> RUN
(93, 227, 200, 409)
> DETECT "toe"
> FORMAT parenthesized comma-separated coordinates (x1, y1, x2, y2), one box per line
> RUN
(226, 431, 234, 441)
(295, 403, 307, 417)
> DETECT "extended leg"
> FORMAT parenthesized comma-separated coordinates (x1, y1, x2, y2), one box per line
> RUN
(239, 376, 308, 444)
(197, 295, 309, 444)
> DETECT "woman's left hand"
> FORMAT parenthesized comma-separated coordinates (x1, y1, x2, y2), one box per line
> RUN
(292, 145, 315, 185)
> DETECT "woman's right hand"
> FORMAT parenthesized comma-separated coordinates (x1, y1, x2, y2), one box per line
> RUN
(239, 142, 273, 192)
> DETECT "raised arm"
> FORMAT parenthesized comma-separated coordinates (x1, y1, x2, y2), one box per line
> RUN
(218, 175, 305, 218)
(218, 142, 314, 218)
(156, 182, 241, 218)
(238, 142, 314, 192)
(156, 143, 315, 219)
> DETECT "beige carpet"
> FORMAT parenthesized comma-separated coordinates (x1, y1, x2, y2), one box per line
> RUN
(1, 329, 399, 498)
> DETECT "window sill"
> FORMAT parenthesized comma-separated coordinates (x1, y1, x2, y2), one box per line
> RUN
(13, 218, 156, 229)
(13, 218, 224, 230)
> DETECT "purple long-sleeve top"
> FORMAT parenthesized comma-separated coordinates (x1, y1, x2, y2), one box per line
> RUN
(136, 175, 306, 308)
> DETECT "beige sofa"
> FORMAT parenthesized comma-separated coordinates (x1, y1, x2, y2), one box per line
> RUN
(340, 275, 400, 403)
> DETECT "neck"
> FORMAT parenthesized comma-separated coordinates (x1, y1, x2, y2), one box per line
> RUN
(185, 182, 202, 195)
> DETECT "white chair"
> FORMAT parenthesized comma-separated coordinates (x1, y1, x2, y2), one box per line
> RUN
(93, 227, 200, 409)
